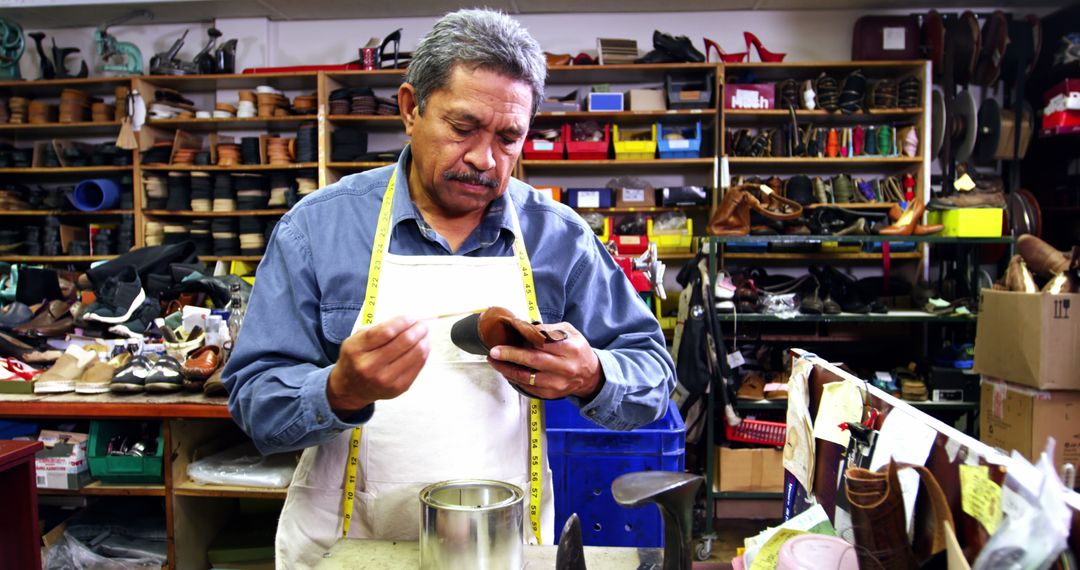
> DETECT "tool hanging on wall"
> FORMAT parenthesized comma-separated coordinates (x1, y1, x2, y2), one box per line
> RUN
(95, 10, 153, 75)
(28, 31, 88, 79)
(0, 16, 25, 80)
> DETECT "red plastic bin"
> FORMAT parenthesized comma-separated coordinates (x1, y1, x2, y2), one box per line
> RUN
(564, 123, 610, 160)
(523, 131, 565, 160)
(725, 418, 786, 446)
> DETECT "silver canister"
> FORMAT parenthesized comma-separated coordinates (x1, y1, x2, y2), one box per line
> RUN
(419, 479, 525, 570)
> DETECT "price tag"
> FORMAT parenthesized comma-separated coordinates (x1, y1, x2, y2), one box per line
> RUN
(532, 141, 554, 151)
(720, 157, 731, 188)
(577, 191, 600, 208)
(727, 351, 746, 369)
(668, 140, 690, 149)
(759, 184, 774, 195)
(622, 188, 645, 203)
(960, 464, 1003, 534)
(883, 27, 906, 51)
(954, 173, 976, 192)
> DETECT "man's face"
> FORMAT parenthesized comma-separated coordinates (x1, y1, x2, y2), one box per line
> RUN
(400, 65, 532, 217)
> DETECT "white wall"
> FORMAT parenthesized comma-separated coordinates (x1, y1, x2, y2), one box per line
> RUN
(16, 7, 1051, 78)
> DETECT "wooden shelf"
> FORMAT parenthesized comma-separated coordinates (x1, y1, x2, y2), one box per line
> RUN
(575, 206, 709, 214)
(142, 163, 318, 172)
(0, 76, 133, 96)
(140, 72, 319, 91)
(0, 166, 132, 175)
(323, 69, 408, 88)
(0, 255, 114, 262)
(200, 255, 263, 262)
(39, 480, 167, 497)
(146, 116, 317, 132)
(726, 157, 921, 165)
(143, 209, 288, 217)
(724, 108, 920, 124)
(174, 478, 287, 500)
(327, 161, 394, 169)
(0, 209, 133, 216)
(0, 397, 230, 419)
(0, 121, 122, 136)
(522, 158, 713, 168)
(327, 115, 403, 124)
(534, 109, 715, 121)
(714, 311, 975, 323)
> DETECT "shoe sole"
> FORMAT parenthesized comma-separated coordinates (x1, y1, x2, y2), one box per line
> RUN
(145, 382, 183, 393)
(75, 385, 111, 394)
(82, 288, 147, 325)
(34, 383, 75, 393)
(110, 383, 144, 393)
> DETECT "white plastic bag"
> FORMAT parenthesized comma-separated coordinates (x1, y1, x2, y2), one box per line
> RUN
(187, 441, 296, 488)
(44, 532, 160, 570)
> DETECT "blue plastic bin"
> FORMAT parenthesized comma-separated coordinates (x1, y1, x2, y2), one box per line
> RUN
(546, 399, 685, 548)
(657, 121, 703, 159)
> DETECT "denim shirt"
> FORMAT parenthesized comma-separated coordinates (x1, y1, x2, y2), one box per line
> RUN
(223, 146, 676, 455)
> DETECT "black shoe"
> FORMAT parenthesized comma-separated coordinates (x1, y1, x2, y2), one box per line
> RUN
(82, 265, 146, 324)
(651, 30, 705, 63)
(109, 298, 162, 338)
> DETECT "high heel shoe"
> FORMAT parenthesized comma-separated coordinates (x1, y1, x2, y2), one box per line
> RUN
(378, 28, 413, 69)
(744, 32, 786, 62)
(703, 38, 747, 63)
(878, 197, 943, 235)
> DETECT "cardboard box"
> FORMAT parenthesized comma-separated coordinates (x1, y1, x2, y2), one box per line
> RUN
(627, 89, 666, 111)
(614, 187, 656, 208)
(35, 430, 91, 490)
(980, 377, 1080, 474)
(714, 446, 783, 493)
(974, 290, 1080, 391)
(657, 186, 709, 206)
(534, 186, 562, 203)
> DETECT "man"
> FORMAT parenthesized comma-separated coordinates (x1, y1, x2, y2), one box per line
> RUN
(223, 8, 675, 568)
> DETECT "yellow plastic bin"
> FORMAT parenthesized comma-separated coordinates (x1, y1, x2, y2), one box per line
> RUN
(613, 124, 657, 160)
(926, 208, 1004, 237)
(647, 218, 693, 253)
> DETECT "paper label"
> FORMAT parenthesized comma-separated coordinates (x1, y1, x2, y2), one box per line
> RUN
(749, 529, 807, 570)
(577, 190, 600, 208)
(727, 351, 746, 369)
(532, 141, 554, 151)
(668, 140, 691, 149)
(960, 464, 1003, 534)
(759, 184, 774, 195)
(720, 156, 731, 188)
(883, 27, 907, 51)
(813, 380, 864, 448)
(954, 173, 977, 192)
(992, 382, 1007, 420)
(621, 188, 646, 203)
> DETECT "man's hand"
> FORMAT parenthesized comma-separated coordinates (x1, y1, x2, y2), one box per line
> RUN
(486, 322, 604, 400)
(327, 315, 430, 416)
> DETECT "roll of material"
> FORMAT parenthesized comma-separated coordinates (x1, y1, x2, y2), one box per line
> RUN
(68, 179, 121, 211)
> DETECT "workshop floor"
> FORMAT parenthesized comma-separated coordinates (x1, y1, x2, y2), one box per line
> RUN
(707, 519, 780, 562)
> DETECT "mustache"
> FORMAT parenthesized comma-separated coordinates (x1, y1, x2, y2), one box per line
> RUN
(442, 170, 499, 189)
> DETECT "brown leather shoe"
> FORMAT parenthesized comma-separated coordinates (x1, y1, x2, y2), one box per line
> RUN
(182, 344, 221, 381)
(1018, 234, 1070, 277)
(13, 300, 73, 337)
(451, 307, 568, 356)
(1004, 255, 1038, 293)
(203, 368, 227, 397)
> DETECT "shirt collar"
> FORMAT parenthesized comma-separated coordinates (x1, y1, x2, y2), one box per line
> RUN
(390, 145, 516, 251)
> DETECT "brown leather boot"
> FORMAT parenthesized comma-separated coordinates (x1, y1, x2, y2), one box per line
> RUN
(1018, 234, 1070, 277)
(708, 186, 755, 236)
(1004, 255, 1039, 293)
(846, 461, 917, 570)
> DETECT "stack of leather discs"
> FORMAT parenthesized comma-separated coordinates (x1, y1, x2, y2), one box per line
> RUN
(7, 97, 27, 124)
(190, 172, 213, 212)
(212, 218, 240, 255)
(214, 102, 237, 119)
(329, 89, 351, 115)
(166, 172, 191, 211)
(59, 89, 89, 123)
(217, 143, 241, 166)
(268, 173, 291, 208)
(28, 100, 57, 124)
(293, 94, 317, 115)
(266, 137, 294, 165)
(163, 224, 189, 246)
(188, 219, 212, 256)
(297, 173, 318, 198)
(0, 98, 8, 123)
(172, 148, 198, 166)
(256, 86, 289, 118)
(239, 217, 265, 255)
(237, 91, 257, 118)
(91, 102, 115, 123)
(213, 173, 235, 212)
(144, 221, 164, 246)
(40, 143, 61, 168)
(234, 174, 268, 210)
(376, 96, 399, 116)
(142, 142, 173, 165)
(352, 90, 377, 115)
(297, 122, 317, 163)
(143, 175, 168, 209)
(240, 137, 261, 165)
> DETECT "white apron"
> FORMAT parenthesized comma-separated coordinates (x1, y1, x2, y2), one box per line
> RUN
(275, 180, 555, 569)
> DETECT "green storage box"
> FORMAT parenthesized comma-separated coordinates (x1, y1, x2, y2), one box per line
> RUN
(88, 421, 164, 484)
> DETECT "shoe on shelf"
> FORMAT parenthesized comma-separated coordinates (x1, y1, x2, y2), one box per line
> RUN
(1017, 234, 1070, 277)
(203, 367, 228, 397)
(182, 344, 222, 385)
(652, 30, 705, 63)
(82, 265, 146, 325)
(145, 354, 185, 393)
(111, 354, 157, 393)
(743, 32, 786, 62)
(77, 351, 132, 394)
(1, 357, 41, 382)
(34, 344, 98, 394)
(878, 197, 942, 236)
(703, 38, 747, 63)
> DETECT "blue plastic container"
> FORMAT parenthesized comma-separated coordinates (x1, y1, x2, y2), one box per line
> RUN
(546, 399, 685, 548)
(657, 121, 703, 159)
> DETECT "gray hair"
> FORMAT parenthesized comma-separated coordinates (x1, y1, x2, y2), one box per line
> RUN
(405, 8, 546, 116)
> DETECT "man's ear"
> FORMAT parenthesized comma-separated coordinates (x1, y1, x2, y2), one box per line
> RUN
(399, 83, 419, 136)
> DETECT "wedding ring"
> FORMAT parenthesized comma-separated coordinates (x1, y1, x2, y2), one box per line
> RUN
(529, 372, 536, 386)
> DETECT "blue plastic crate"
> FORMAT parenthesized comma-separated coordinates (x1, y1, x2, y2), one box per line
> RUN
(546, 399, 685, 548)
(657, 121, 703, 159)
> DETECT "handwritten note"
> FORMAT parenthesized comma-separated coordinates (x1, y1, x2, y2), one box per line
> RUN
(960, 464, 1003, 534)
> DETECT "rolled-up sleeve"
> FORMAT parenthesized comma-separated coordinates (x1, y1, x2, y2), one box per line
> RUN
(222, 219, 372, 455)
(563, 238, 676, 431)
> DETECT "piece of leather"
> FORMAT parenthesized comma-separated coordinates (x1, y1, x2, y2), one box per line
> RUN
(974, 11, 1009, 86)
(451, 307, 566, 356)
(923, 10, 946, 77)
(1018, 234, 1070, 277)
(14, 300, 71, 335)
(947, 11, 981, 86)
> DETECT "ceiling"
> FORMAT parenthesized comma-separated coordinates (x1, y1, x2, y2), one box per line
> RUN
(0, 0, 1071, 28)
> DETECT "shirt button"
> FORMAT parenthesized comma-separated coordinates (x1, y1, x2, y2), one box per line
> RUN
(317, 414, 325, 423)
(586, 409, 598, 417)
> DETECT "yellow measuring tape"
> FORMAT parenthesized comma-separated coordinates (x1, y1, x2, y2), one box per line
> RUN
(340, 169, 545, 543)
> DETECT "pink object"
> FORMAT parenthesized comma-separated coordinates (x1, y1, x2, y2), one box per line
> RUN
(776, 534, 858, 570)
(725, 84, 776, 110)
(732, 553, 747, 570)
